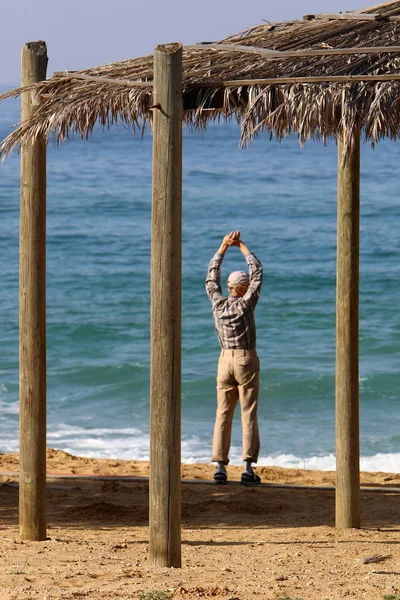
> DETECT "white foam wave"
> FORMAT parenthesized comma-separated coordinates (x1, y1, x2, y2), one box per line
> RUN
(181, 443, 400, 473)
(0, 400, 19, 415)
(47, 425, 144, 438)
(360, 453, 400, 473)
(174, 440, 400, 473)
(46, 424, 150, 460)
(257, 453, 337, 471)
(2, 427, 400, 473)
(253, 452, 400, 473)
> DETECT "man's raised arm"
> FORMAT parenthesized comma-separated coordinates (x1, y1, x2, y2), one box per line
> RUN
(205, 231, 240, 301)
(238, 239, 263, 309)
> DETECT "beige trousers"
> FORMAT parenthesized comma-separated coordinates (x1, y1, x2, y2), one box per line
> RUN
(212, 349, 260, 465)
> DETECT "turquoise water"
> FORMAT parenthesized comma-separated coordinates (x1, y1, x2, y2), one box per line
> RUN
(1, 89, 400, 471)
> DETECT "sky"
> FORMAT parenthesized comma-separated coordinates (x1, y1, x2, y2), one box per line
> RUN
(0, 0, 375, 85)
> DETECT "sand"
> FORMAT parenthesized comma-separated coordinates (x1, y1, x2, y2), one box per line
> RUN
(0, 449, 399, 600)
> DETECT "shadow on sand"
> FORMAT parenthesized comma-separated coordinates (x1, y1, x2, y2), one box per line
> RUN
(1, 477, 399, 532)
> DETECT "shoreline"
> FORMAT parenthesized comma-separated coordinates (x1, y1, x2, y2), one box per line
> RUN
(1, 448, 400, 488)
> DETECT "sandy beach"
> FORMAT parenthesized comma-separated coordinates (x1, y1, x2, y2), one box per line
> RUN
(0, 449, 399, 600)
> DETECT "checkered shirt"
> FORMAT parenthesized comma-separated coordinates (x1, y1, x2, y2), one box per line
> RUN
(205, 251, 263, 350)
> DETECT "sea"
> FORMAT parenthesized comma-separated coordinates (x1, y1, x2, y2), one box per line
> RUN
(1, 86, 400, 472)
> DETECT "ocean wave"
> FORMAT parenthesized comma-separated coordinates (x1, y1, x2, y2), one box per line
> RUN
(0, 400, 19, 415)
(181, 438, 400, 473)
(244, 451, 400, 473)
(1, 423, 400, 473)
(47, 425, 144, 438)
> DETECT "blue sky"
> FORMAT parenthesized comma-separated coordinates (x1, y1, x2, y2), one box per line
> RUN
(1, 0, 372, 84)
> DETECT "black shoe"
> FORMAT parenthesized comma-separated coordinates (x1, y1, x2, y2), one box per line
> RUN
(241, 471, 261, 486)
(214, 470, 227, 485)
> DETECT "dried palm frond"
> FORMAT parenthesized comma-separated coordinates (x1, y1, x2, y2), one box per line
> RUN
(2, 0, 400, 158)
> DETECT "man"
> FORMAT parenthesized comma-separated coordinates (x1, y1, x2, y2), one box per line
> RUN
(205, 230, 263, 485)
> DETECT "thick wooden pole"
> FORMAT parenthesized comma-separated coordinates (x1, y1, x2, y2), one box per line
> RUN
(19, 41, 48, 541)
(149, 43, 182, 568)
(335, 132, 361, 529)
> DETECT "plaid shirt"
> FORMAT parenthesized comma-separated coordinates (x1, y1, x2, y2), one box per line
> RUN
(205, 252, 263, 350)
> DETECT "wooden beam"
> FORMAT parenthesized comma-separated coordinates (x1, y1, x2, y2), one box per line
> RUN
(306, 12, 400, 21)
(149, 42, 182, 568)
(335, 132, 361, 529)
(188, 73, 400, 88)
(187, 43, 400, 59)
(50, 71, 400, 95)
(19, 41, 48, 541)
(53, 71, 153, 87)
(188, 43, 283, 55)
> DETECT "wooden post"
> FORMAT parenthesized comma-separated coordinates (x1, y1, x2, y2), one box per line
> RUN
(335, 131, 361, 529)
(19, 41, 48, 541)
(149, 43, 182, 568)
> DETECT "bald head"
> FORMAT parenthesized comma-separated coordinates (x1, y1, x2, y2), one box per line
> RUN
(227, 270, 249, 297)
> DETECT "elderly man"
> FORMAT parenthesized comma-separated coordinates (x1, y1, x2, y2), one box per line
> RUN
(205, 231, 263, 485)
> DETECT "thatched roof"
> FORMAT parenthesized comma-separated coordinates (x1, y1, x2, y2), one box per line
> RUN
(2, 0, 400, 156)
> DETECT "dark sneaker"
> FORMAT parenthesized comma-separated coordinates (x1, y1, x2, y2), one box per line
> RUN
(214, 470, 227, 485)
(241, 471, 261, 486)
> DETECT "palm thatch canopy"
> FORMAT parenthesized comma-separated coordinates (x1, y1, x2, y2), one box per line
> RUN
(2, 0, 400, 155)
